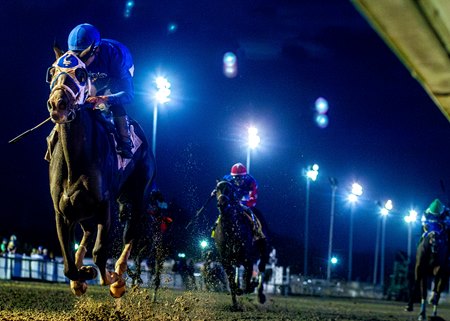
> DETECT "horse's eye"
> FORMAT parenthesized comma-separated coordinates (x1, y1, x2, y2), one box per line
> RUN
(46, 67, 55, 83)
(75, 68, 88, 84)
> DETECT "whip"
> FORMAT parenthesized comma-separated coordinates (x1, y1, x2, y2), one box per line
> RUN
(8, 117, 52, 144)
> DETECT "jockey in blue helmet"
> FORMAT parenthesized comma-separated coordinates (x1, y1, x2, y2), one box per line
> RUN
(67, 23, 135, 158)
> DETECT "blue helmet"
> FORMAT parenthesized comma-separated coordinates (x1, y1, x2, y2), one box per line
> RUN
(68, 23, 100, 51)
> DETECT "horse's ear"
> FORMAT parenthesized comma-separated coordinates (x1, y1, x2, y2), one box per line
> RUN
(53, 40, 64, 59)
(79, 43, 97, 65)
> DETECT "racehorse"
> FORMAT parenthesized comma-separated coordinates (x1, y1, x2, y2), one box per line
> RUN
(213, 180, 266, 308)
(46, 44, 156, 298)
(414, 222, 449, 320)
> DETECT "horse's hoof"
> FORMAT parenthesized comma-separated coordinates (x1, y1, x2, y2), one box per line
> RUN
(70, 280, 87, 296)
(258, 293, 266, 304)
(110, 277, 126, 298)
(404, 305, 413, 312)
(79, 265, 98, 280)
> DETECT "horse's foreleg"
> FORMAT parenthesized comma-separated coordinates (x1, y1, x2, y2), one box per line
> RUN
(224, 264, 239, 308)
(70, 226, 97, 296)
(109, 242, 132, 298)
(418, 275, 427, 321)
(242, 263, 253, 294)
(70, 244, 88, 296)
(55, 214, 78, 280)
(257, 272, 266, 304)
(152, 244, 164, 303)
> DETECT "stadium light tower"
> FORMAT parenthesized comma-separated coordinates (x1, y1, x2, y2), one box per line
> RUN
(380, 200, 392, 286)
(303, 164, 319, 276)
(152, 76, 171, 159)
(404, 209, 417, 262)
(246, 126, 260, 174)
(347, 182, 363, 281)
(326, 177, 338, 282)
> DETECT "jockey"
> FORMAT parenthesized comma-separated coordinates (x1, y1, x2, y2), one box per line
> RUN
(67, 23, 135, 158)
(147, 190, 173, 234)
(214, 163, 268, 260)
(421, 198, 450, 234)
(223, 163, 258, 208)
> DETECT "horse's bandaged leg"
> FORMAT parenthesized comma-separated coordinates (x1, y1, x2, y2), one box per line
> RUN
(115, 243, 132, 275)
(74, 244, 87, 269)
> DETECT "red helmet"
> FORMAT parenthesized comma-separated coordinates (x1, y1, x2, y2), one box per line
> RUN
(230, 163, 247, 176)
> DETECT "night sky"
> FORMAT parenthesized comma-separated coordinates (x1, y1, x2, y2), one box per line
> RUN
(1, 0, 449, 280)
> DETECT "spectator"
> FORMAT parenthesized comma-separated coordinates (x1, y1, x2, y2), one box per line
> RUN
(7, 235, 17, 254)
(0, 238, 7, 255)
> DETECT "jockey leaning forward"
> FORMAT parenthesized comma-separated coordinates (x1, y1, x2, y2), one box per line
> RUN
(212, 163, 268, 259)
(67, 23, 135, 158)
(420, 198, 450, 242)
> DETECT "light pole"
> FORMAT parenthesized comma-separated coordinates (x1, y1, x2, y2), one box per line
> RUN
(347, 182, 363, 282)
(404, 210, 418, 262)
(152, 76, 171, 159)
(373, 214, 381, 285)
(303, 164, 319, 276)
(246, 126, 260, 174)
(327, 177, 338, 282)
(380, 199, 392, 287)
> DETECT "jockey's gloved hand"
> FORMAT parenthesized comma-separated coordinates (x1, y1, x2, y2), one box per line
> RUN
(210, 189, 217, 197)
(86, 95, 108, 108)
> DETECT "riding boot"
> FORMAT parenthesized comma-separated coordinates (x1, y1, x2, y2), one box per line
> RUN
(113, 115, 134, 159)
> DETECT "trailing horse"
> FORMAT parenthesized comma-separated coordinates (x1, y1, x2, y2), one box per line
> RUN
(213, 180, 267, 308)
(46, 45, 156, 298)
(414, 222, 449, 320)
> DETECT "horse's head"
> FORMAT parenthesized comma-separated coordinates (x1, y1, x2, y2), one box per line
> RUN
(46, 45, 95, 123)
(215, 181, 238, 209)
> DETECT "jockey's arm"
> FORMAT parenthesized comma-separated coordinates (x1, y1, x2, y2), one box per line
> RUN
(246, 178, 258, 207)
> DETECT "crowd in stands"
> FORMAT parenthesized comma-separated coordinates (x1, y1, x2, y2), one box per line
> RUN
(0, 234, 54, 260)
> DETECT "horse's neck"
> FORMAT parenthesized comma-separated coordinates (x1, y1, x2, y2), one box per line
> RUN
(57, 110, 100, 181)
(220, 205, 244, 230)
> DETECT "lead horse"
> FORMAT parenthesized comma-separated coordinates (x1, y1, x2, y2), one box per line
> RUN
(213, 180, 266, 308)
(414, 222, 449, 320)
(46, 44, 156, 298)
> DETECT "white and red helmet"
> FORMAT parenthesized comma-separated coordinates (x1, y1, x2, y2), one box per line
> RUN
(230, 163, 247, 176)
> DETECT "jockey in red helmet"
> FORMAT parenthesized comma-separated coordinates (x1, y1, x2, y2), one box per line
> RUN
(212, 163, 268, 264)
(223, 163, 258, 208)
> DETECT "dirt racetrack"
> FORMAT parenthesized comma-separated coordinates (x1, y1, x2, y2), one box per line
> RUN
(0, 280, 449, 320)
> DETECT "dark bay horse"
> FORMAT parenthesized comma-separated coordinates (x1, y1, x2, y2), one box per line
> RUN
(213, 180, 266, 308)
(414, 222, 449, 320)
(46, 45, 156, 298)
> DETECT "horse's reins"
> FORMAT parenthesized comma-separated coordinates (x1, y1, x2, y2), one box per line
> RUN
(8, 52, 90, 143)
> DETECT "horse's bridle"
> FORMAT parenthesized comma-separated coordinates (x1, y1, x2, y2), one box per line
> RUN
(47, 52, 91, 122)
